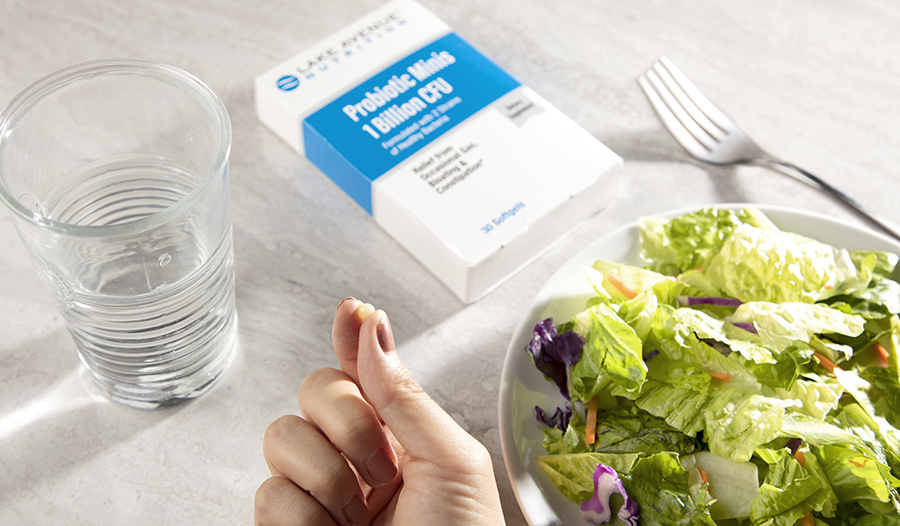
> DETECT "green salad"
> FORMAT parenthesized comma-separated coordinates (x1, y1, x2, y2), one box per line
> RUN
(528, 207, 900, 526)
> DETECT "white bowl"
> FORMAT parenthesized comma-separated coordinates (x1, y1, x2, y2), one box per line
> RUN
(498, 203, 900, 525)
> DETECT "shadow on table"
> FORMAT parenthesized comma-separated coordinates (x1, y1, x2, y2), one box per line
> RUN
(0, 330, 187, 498)
(600, 125, 753, 204)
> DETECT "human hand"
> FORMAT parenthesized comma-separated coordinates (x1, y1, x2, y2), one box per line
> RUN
(254, 298, 505, 526)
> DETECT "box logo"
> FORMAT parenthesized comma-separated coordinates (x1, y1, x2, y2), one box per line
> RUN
(276, 75, 300, 92)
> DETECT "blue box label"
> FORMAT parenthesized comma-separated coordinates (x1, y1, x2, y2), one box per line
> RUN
(302, 32, 521, 214)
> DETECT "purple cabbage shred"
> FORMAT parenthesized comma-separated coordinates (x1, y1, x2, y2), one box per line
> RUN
(642, 350, 660, 361)
(732, 322, 758, 334)
(534, 404, 573, 431)
(580, 463, 639, 526)
(527, 318, 584, 399)
(677, 295, 743, 308)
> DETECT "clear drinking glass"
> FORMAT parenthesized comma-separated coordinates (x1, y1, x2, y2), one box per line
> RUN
(0, 59, 238, 409)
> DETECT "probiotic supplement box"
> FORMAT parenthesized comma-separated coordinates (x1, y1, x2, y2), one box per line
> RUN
(254, 0, 622, 303)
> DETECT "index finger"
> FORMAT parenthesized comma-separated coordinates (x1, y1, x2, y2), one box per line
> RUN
(331, 297, 374, 384)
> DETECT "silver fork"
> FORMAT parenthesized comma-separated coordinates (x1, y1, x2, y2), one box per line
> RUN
(637, 55, 900, 241)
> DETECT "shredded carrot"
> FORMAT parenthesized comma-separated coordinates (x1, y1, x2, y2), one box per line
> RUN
(795, 450, 806, 468)
(605, 274, 637, 299)
(813, 351, 839, 373)
(800, 513, 814, 526)
(710, 372, 732, 382)
(873, 342, 890, 368)
(585, 395, 599, 445)
(699, 469, 709, 485)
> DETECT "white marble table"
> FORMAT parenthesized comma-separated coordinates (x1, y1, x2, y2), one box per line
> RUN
(1, 1, 898, 524)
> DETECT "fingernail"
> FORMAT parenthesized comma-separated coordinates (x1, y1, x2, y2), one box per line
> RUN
(376, 314, 394, 353)
(338, 297, 359, 311)
(366, 448, 398, 487)
(356, 303, 375, 321)
(342, 493, 368, 525)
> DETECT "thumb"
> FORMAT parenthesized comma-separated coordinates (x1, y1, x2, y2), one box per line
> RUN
(357, 310, 470, 462)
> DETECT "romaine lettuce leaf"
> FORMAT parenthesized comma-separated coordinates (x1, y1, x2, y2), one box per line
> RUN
(852, 513, 900, 526)
(536, 452, 719, 525)
(673, 306, 776, 364)
(750, 447, 837, 524)
(587, 400, 701, 456)
(540, 408, 588, 456)
(832, 368, 900, 462)
(676, 269, 724, 298)
(616, 285, 663, 343)
(813, 444, 900, 514)
(781, 411, 900, 514)
(703, 224, 858, 303)
(780, 412, 869, 450)
(824, 269, 900, 320)
(730, 301, 865, 353)
(639, 207, 775, 276)
(535, 452, 641, 503)
(703, 389, 784, 462)
(747, 341, 815, 390)
(852, 250, 900, 278)
(588, 260, 674, 299)
(619, 452, 718, 525)
(568, 303, 647, 401)
(797, 449, 839, 518)
(634, 377, 710, 437)
(864, 366, 900, 430)
(775, 377, 842, 420)
(636, 348, 784, 461)
(831, 403, 900, 472)
(859, 315, 900, 427)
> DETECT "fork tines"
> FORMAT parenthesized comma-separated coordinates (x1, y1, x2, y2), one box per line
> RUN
(637, 55, 735, 156)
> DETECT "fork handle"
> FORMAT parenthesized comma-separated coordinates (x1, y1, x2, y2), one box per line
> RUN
(762, 160, 900, 242)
